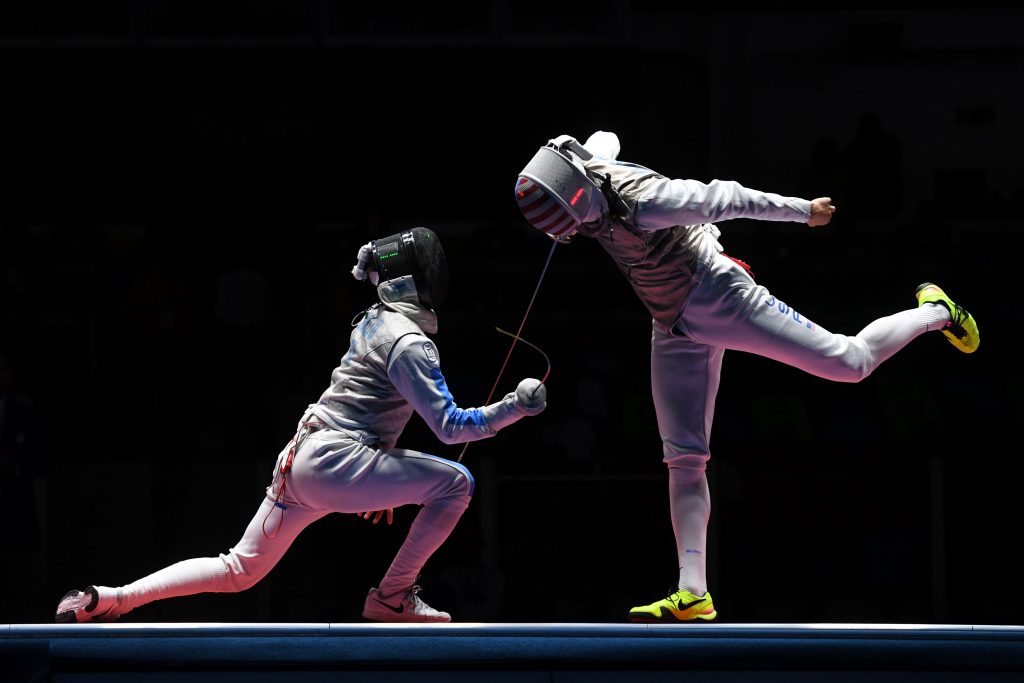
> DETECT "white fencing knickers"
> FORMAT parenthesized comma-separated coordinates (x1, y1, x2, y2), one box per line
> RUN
(650, 249, 949, 594)
(112, 426, 474, 616)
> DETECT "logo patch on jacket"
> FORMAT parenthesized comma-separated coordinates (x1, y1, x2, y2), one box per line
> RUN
(422, 342, 437, 364)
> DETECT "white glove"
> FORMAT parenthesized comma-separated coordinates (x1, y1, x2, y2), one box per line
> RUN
(514, 378, 547, 415)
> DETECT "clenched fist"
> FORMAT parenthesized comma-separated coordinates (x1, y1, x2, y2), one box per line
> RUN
(807, 197, 836, 227)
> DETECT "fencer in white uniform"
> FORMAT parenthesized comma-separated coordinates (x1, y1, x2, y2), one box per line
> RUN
(56, 227, 547, 624)
(514, 132, 979, 622)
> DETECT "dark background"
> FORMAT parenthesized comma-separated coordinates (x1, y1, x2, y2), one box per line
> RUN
(1, 1, 1021, 625)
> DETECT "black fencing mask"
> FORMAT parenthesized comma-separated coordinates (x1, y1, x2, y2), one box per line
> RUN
(369, 227, 449, 309)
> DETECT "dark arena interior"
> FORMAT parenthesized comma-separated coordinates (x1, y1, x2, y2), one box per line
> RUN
(1, 1, 1022, 680)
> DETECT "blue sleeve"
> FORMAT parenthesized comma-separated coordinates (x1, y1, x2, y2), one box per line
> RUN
(387, 335, 527, 445)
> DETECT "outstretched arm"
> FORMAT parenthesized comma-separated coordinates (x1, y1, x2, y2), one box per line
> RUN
(387, 335, 546, 445)
(634, 176, 817, 230)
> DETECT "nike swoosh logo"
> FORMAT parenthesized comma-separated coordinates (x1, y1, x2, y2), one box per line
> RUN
(371, 597, 404, 614)
(675, 598, 708, 611)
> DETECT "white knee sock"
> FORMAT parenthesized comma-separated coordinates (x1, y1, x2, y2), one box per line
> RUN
(115, 556, 236, 615)
(856, 304, 950, 370)
(113, 497, 309, 615)
(377, 498, 469, 598)
(668, 461, 710, 596)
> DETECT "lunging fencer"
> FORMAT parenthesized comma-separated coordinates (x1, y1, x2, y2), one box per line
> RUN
(513, 131, 979, 623)
(56, 227, 547, 624)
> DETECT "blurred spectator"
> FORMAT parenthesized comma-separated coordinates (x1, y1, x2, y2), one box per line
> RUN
(801, 136, 843, 201)
(842, 112, 905, 223)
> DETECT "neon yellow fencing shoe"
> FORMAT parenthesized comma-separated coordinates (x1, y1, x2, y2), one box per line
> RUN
(915, 282, 980, 354)
(628, 588, 717, 623)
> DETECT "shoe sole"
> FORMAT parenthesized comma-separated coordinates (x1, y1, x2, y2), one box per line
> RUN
(362, 615, 452, 623)
(362, 607, 452, 623)
(628, 610, 718, 623)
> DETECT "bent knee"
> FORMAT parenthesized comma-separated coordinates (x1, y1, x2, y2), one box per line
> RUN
(828, 358, 873, 384)
(458, 468, 475, 497)
(445, 461, 475, 499)
(426, 464, 474, 514)
(831, 339, 875, 383)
